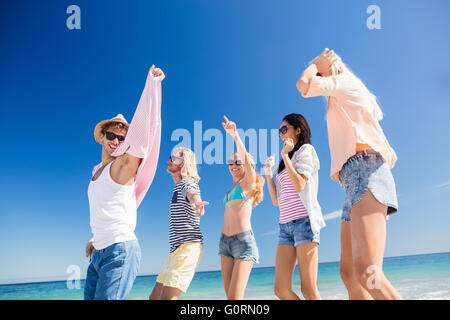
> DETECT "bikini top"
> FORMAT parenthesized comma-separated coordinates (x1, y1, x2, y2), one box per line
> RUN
(223, 180, 247, 206)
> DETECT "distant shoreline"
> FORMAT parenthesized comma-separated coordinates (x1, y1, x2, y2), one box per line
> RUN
(1, 250, 449, 286)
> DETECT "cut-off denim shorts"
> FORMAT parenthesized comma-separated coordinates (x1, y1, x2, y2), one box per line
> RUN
(219, 229, 259, 264)
(278, 216, 320, 247)
(339, 152, 398, 222)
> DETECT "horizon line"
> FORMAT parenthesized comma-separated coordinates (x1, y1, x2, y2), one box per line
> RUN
(1, 250, 448, 286)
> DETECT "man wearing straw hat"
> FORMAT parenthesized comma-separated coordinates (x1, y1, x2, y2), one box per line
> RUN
(83, 65, 165, 300)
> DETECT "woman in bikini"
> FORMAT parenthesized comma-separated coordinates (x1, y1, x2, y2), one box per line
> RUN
(219, 115, 265, 300)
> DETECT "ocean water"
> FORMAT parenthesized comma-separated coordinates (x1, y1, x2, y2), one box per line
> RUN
(1, 252, 449, 300)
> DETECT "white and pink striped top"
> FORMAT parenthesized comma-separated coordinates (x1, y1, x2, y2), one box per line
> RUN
(277, 169, 309, 223)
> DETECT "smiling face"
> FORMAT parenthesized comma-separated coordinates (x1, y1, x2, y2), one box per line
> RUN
(279, 120, 300, 145)
(100, 125, 127, 157)
(228, 152, 245, 180)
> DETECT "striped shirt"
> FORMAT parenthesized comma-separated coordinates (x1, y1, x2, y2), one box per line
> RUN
(169, 178, 203, 253)
(277, 169, 309, 223)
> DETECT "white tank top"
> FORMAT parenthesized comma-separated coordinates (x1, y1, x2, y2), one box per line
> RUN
(88, 161, 137, 250)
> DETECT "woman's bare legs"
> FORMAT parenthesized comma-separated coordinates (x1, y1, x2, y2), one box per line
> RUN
(224, 258, 253, 300)
(296, 242, 321, 300)
(350, 190, 402, 300)
(340, 220, 373, 299)
(221, 256, 234, 297)
(274, 245, 300, 300)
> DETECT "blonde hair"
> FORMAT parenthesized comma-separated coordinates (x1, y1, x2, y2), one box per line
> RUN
(174, 147, 201, 182)
(312, 53, 384, 121)
(232, 152, 265, 207)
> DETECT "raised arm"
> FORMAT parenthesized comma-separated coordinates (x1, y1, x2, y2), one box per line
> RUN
(222, 115, 256, 188)
(110, 65, 164, 185)
(297, 63, 319, 97)
(263, 155, 278, 207)
(118, 65, 164, 165)
(296, 48, 338, 97)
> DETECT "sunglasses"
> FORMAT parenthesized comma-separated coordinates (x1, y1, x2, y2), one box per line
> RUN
(226, 159, 243, 166)
(278, 125, 294, 135)
(169, 155, 184, 163)
(105, 131, 126, 142)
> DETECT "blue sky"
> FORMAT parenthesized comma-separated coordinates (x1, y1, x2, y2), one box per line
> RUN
(1, 0, 449, 284)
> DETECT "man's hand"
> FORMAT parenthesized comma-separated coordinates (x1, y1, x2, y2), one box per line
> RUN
(150, 64, 165, 80)
(85, 239, 95, 257)
(187, 191, 209, 216)
(191, 200, 209, 217)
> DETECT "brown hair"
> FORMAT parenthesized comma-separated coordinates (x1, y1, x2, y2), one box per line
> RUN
(277, 113, 312, 174)
(102, 122, 128, 134)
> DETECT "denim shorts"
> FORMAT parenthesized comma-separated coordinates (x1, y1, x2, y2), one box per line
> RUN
(339, 152, 398, 222)
(278, 216, 320, 247)
(219, 230, 259, 264)
(84, 240, 141, 300)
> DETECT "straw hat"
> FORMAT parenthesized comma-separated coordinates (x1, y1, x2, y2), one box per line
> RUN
(94, 114, 129, 144)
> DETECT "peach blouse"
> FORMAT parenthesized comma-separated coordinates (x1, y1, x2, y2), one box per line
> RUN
(302, 73, 397, 182)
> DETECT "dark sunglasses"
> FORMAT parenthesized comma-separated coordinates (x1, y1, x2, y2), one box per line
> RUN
(278, 125, 294, 135)
(226, 159, 243, 166)
(169, 155, 184, 163)
(105, 131, 125, 142)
